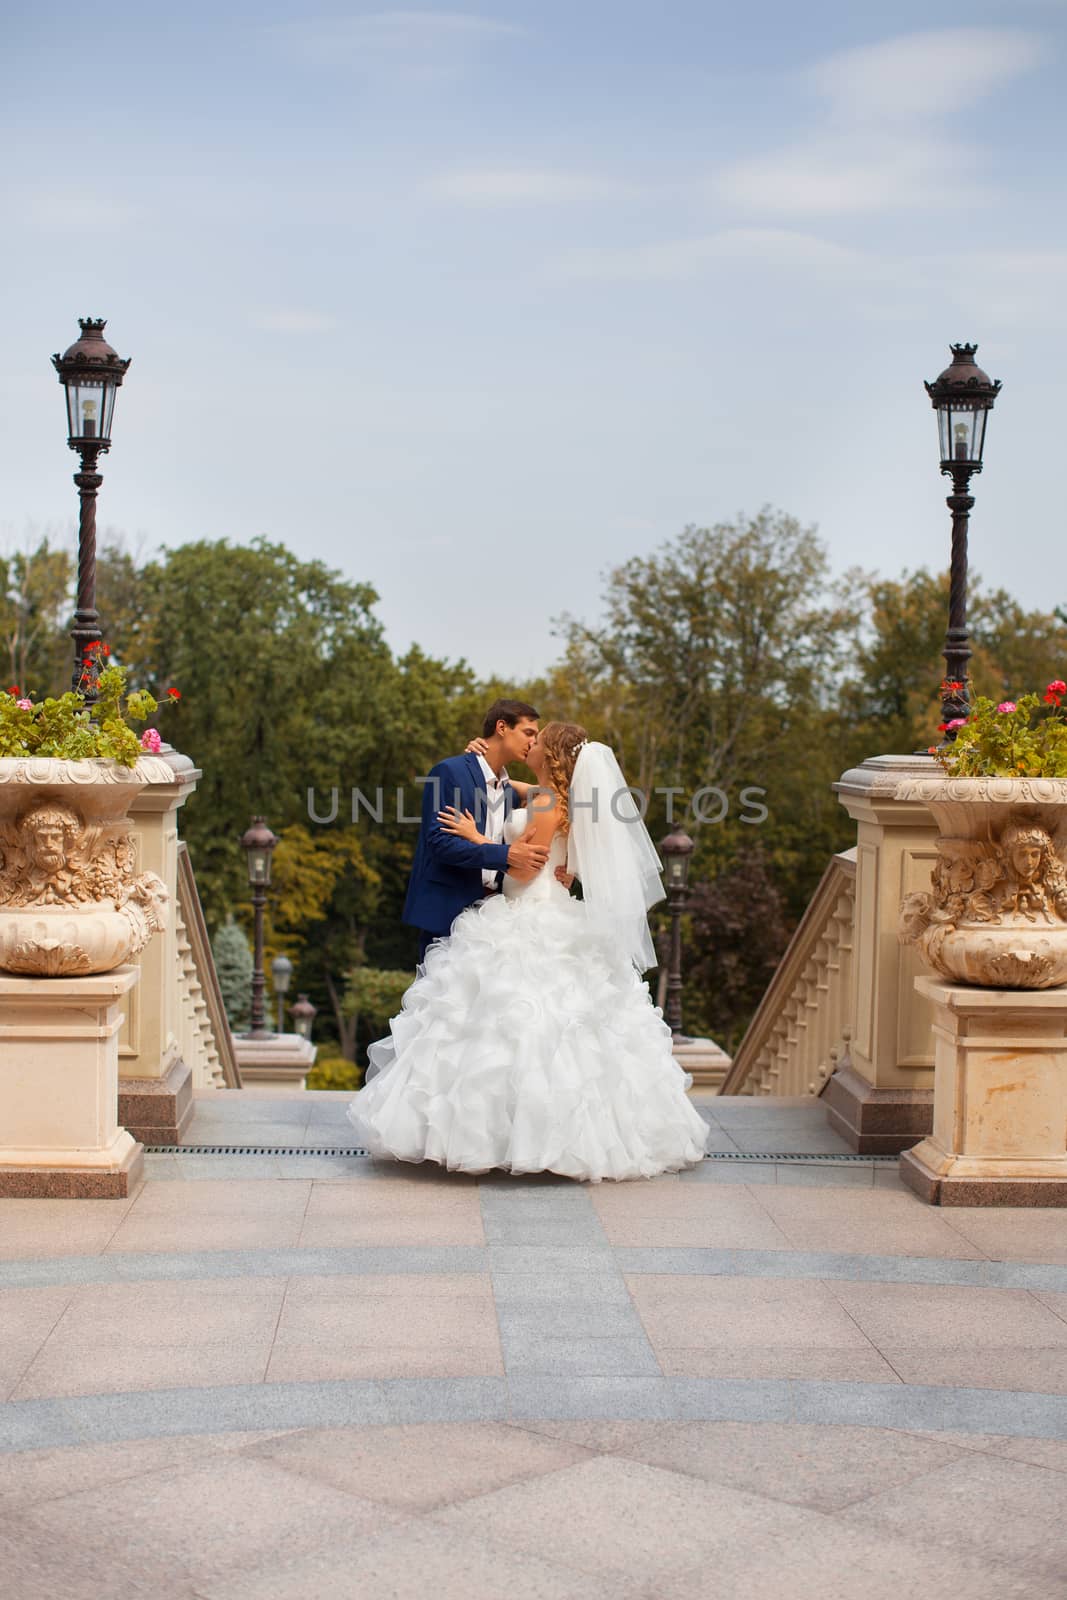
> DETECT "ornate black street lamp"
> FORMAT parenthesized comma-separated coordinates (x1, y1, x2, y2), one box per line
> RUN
(271, 954, 293, 1034)
(239, 816, 279, 1039)
(659, 825, 695, 1040)
(290, 993, 318, 1041)
(51, 319, 131, 698)
(924, 343, 1001, 738)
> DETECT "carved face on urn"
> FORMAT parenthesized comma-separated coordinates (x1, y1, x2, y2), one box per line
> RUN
(23, 801, 81, 878)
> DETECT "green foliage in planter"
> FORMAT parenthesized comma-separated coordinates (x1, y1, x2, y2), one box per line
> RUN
(932, 679, 1067, 778)
(0, 649, 172, 767)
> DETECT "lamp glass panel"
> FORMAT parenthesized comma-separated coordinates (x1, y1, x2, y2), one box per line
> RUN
(65, 375, 119, 443)
(953, 403, 985, 467)
(667, 856, 686, 887)
(936, 405, 953, 464)
(248, 849, 271, 885)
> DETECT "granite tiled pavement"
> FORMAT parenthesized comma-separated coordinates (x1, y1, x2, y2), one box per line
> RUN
(2, 1090, 1067, 1597)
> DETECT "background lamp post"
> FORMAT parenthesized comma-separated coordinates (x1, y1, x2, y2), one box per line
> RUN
(924, 342, 1001, 738)
(659, 825, 695, 1041)
(51, 318, 131, 698)
(271, 954, 293, 1034)
(239, 816, 278, 1039)
(290, 993, 317, 1041)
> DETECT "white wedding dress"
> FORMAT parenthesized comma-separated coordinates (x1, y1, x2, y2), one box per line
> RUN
(347, 807, 711, 1182)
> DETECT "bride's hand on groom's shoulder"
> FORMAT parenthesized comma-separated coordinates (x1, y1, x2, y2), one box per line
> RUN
(437, 806, 486, 844)
(465, 738, 489, 757)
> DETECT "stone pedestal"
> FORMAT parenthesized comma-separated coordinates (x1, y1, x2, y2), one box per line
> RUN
(674, 1037, 731, 1093)
(900, 975, 1067, 1206)
(232, 1033, 317, 1094)
(119, 745, 200, 1143)
(0, 966, 144, 1197)
(824, 755, 939, 1152)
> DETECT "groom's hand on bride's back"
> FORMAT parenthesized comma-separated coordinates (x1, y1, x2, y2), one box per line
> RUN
(507, 839, 550, 873)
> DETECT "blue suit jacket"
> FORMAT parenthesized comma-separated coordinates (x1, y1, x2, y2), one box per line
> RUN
(402, 753, 513, 938)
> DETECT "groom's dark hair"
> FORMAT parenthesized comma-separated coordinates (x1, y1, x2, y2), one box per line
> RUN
(482, 698, 540, 740)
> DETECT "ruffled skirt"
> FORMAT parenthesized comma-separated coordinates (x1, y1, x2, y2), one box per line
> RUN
(347, 892, 711, 1182)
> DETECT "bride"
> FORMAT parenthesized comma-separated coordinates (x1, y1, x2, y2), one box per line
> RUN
(347, 722, 711, 1182)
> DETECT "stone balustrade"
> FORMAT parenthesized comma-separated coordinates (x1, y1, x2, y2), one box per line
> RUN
(721, 849, 856, 1099)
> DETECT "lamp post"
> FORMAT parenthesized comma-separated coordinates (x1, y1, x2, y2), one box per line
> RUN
(51, 319, 131, 698)
(924, 343, 1001, 738)
(271, 954, 293, 1034)
(659, 825, 695, 1041)
(239, 816, 278, 1039)
(290, 993, 317, 1041)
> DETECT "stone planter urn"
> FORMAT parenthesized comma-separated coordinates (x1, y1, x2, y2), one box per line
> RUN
(0, 756, 171, 976)
(896, 775, 1067, 988)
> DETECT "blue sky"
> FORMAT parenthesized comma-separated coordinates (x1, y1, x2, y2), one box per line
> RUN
(3, 2, 1065, 676)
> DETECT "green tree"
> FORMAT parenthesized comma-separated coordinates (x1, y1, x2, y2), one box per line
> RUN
(212, 916, 253, 1031)
(0, 533, 74, 697)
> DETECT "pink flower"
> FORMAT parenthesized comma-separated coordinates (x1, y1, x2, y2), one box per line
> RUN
(140, 728, 162, 753)
(16, 698, 32, 711)
(997, 701, 1017, 714)
(946, 717, 966, 730)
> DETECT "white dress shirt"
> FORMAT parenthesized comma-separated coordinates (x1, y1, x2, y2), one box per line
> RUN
(476, 754, 508, 892)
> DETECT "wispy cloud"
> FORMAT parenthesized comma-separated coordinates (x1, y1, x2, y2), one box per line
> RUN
(431, 168, 620, 205)
(251, 309, 338, 333)
(547, 227, 864, 283)
(717, 27, 1046, 217)
(266, 11, 525, 72)
(810, 28, 1044, 123)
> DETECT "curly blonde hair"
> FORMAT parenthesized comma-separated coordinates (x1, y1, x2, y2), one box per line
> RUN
(538, 721, 588, 836)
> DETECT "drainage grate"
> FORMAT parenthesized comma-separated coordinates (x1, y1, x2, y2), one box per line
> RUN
(145, 1144, 897, 1164)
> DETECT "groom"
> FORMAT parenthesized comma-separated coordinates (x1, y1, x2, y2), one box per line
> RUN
(404, 699, 550, 961)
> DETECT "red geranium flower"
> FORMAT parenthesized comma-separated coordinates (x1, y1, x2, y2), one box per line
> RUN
(166, 687, 181, 700)
(7, 685, 19, 696)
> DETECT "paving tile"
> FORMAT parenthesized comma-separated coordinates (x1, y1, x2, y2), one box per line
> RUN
(594, 1211, 792, 1249)
(940, 1208, 1067, 1265)
(127, 1180, 313, 1216)
(13, 1453, 407, 1591)
(883, 1347, 1067, 1394)
(0, 1515, 199, 1600)
(433, 1453, 826, 1583)
(193, 1515, 642, 1600)
(304, 1181, 480, 1215)
(239, 1420, 591, 1510)
(266, 1273, 502, 1381)
(841, 1452, 1067, 1582)
(658, 1513, 1035, 1600)
(190, 1094, 313, 1123)
(770, 1162, 875, 1188)
(727, 1128, 855, 1155)
(181, 1120, 313, 1147)
(0, 1433, 230, 1507)
(11, 1277, 286, 1399)
(507, 1375, 795, 1423)
(0, 1287, 73, 1400)
(510, 1419, 970, 1511)
(0, 1198, 133, 1261)
(490, 1272, 633, 1305)
(826, 1280, 1067, 1349)
(488, 1246, 617, 1274)
(752, 1189, 989, 1258)
(591, 1182, 778, 1217)
(626, 1274, 882, 1357)
(482, 1214, 608, 1246)
(298, 1209, 485, 1247)
(500, 1333, 660, 1377)
(657, 1346, 900, 1382)
(496, 1302, 647, 1340)
(676, 1160, 778, 1184)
